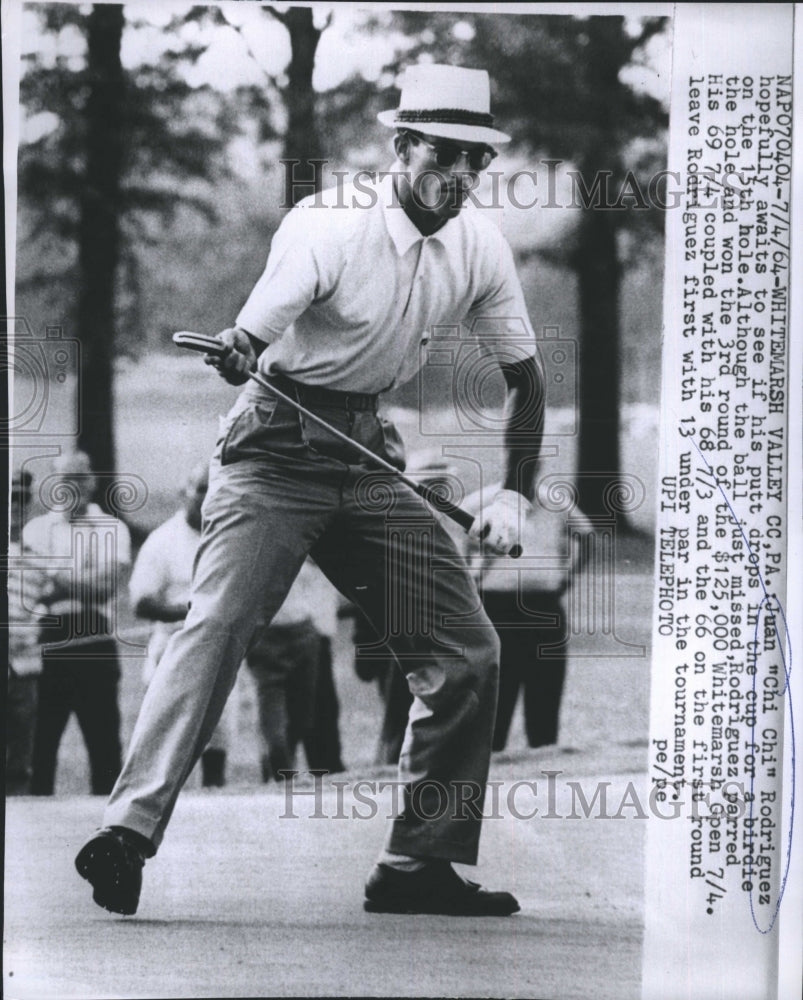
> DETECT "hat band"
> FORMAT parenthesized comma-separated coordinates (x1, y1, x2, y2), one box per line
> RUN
(395, 108, 495, 128)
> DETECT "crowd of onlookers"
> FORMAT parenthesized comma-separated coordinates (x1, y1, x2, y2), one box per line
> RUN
(7, 450, 589, 796)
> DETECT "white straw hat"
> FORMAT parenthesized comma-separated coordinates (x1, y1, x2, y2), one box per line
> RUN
(378, 63, 511, 145)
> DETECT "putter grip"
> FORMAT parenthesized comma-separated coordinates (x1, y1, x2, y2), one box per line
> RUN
(173, 331, 229, 359)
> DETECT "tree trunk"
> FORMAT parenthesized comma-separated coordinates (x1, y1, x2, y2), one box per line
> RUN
(574, 202, 622, 517)
(281, 7, 324, 204)
(572, 18, 627, 520)
(76, 4, 125, 480)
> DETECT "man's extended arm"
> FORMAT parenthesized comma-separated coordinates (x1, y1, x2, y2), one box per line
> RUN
(468, 353, 545, 555)
(499, 354, 546, 502)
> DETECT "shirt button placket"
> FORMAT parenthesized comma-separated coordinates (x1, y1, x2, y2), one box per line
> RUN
(402, 241, 424, 318)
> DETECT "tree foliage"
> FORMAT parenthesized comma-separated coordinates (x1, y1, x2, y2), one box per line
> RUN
(17, 3, 245, 345)
(219, 5, 331, 203)
(16, 3, 256, 476)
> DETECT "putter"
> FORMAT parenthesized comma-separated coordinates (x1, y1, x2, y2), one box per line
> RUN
(173, 331, 522, 558)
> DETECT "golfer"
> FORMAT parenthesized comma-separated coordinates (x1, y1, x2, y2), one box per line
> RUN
(76, 63, 545, 917)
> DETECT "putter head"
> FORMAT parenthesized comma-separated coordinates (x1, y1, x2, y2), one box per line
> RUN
(173, 331, 229, 360)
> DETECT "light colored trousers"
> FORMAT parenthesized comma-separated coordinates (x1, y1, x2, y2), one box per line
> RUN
(104, 382, 500, 864)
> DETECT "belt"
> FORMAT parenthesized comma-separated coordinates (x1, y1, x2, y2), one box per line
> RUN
(266, 372, 378, 412)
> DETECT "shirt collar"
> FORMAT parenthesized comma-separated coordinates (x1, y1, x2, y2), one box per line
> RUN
(379, 166, 463, 256)
(380, 169, 423, 256)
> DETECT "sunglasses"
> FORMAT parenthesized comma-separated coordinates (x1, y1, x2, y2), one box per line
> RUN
(403, 131, 498, 172)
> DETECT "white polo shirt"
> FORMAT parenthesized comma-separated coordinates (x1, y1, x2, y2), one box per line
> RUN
(129, 511, 197, 614)
(22, 503, 132, 621)
(236, 167, 537, 393)
(128, 510, 198, 681)
(7, 539, 45, 674)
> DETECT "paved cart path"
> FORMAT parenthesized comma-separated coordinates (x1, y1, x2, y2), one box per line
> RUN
(5, 746, 646, 1000)
(7, 540, 655, 999)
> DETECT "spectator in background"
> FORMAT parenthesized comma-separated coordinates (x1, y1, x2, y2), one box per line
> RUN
(128, 464, 230, 787)
(246, 558, 343, 781)
(465, 478, 593, 750)
(6, 469, 41, 794)
(24, 451, 131, 795)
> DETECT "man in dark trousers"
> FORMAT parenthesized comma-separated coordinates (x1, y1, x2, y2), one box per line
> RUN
(76, 63, 545, 917)
(24, 451, 130, 795)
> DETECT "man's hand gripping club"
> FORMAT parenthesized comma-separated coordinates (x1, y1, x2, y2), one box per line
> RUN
(203, 327, 259, 385)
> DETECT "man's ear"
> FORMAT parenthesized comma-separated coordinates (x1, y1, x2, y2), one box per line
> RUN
(393, 131, 411, 164)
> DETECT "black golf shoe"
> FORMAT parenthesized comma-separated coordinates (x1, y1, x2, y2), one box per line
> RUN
(75, 826, 154, 916)
(364, 861, 520, 916)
